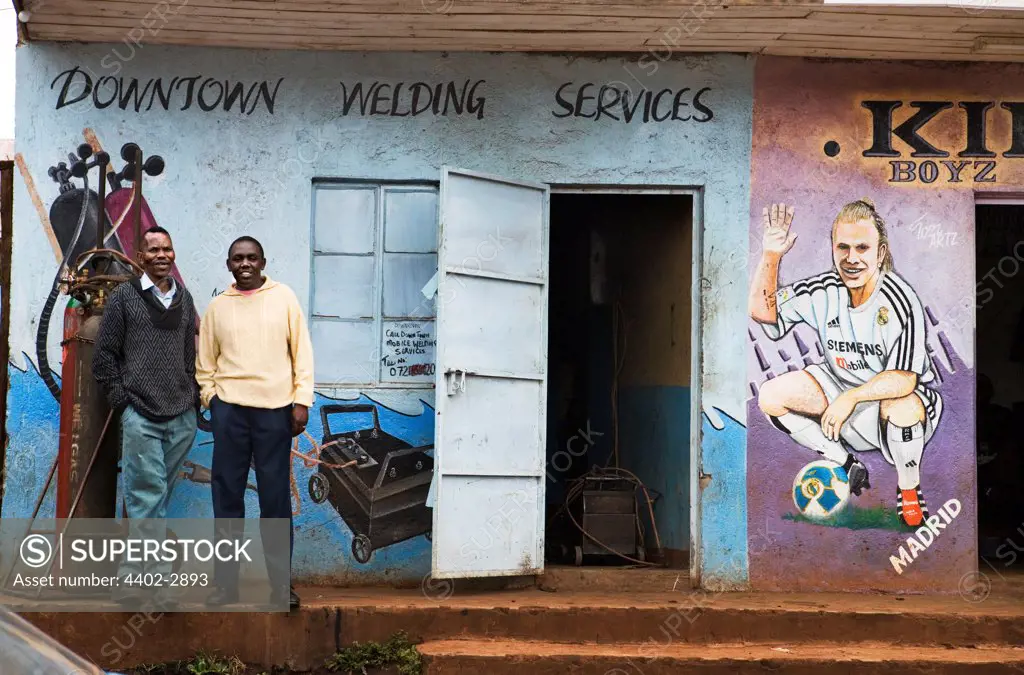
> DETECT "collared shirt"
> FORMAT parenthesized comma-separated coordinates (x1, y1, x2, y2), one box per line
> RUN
(140, 273, 177, 309)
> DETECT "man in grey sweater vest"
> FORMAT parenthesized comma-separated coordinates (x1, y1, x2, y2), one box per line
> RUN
(93, 225, 199, 608)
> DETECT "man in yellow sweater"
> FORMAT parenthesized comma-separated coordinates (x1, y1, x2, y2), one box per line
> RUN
(196, 236, 314, 610)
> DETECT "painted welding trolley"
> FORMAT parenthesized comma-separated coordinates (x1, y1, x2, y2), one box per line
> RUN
(307, 404, 434, 564)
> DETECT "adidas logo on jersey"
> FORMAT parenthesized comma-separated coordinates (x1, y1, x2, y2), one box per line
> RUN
(827, 317, 840, 328)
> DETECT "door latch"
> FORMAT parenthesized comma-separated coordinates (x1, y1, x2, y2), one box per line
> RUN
(446, 369, 467, 396)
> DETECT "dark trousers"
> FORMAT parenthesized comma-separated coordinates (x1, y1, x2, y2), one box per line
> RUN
(210, 397, 293, 596)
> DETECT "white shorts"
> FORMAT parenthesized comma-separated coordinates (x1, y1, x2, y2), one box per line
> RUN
(804, 364, 942, 465)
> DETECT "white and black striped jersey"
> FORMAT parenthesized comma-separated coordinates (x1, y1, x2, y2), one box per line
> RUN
(762, 270, 936, 392)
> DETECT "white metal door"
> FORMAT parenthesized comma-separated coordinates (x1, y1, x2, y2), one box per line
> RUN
(431, 167, 549, 579)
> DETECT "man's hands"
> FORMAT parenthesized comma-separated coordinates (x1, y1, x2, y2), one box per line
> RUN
(820, 391, 858, 442)
(762, 203, 797, 259)
(292, 404, 309, 437)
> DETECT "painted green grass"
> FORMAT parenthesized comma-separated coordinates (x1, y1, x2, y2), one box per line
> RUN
(783, 503, 908, 532)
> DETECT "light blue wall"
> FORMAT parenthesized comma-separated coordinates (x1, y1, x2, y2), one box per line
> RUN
(10, 44, 753, 587)
(619, 386, 691, 554)
(700, 407, 748, 584)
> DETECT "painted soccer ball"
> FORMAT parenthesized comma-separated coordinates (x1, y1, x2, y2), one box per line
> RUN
(792, 460, 851, 520)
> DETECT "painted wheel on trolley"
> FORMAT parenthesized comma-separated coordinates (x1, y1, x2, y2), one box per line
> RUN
(197, 408, 213, 433)
(352, 534, 372, 564)
(308, 473, 329, 504)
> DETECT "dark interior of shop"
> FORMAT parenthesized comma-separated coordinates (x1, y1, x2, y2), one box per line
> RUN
(544, 192, 693, 570)
(976, 203, 1024, 565)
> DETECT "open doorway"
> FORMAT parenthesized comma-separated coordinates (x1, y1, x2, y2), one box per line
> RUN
(544, 191, 693, 572)
(975, 202, 1024, 563)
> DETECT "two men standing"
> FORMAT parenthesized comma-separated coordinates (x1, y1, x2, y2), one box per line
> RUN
(93, 229, 313, 611)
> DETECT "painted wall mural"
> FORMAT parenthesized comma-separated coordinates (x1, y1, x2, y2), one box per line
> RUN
(12, 44, 755, 586)
(746, 56, 1024, 592)
(3, 132, 437, 578)
(2, 360, 435, 581)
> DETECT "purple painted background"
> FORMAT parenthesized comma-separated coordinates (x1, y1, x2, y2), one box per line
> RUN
(742, 57, 1021, 593)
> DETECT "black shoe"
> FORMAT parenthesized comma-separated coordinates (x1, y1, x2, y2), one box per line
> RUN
(843, 456, 870, 496)
(205, 587, 239, 607)
(271, 586, 300, 610)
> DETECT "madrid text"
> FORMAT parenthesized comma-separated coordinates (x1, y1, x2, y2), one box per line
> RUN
(889, 498, 962, 574)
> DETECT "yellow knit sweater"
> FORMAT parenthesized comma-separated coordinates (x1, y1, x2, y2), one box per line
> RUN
(196, 276, 315, 410)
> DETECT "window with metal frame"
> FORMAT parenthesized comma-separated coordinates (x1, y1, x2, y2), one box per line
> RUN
(310, 181, 438, 388)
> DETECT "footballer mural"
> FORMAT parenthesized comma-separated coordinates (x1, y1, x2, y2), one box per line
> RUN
(750, 199, 941, 530)
(743, 56, 1024, 593)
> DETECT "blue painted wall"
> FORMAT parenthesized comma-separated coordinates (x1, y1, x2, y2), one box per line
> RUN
(2, 359, 61, 521)
(700, 407, 748, 583)
(619, 386, 690, 553)
(10, 44, 753, 586)
(1, 359, 436, 583)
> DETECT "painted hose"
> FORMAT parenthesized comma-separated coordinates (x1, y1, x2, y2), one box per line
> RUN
(37, 172, 91, 401)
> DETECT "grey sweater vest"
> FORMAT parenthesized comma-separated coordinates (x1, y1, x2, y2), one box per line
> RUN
(92, 279, 199, 423)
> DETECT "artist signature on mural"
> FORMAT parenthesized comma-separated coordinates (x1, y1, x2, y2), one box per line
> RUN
(908, 217, 959, 248)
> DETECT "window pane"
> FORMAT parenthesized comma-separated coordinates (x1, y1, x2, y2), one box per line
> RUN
(384, 188, 438, 253)
(381, 320, 436, 384)
(313, 255, 375, 319)
(311, 319, 378, 385)
(383, 253, 437, 318)
(314, 186, 376, 254)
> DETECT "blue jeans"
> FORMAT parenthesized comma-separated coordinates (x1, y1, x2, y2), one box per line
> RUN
(116, 405, 197, 595)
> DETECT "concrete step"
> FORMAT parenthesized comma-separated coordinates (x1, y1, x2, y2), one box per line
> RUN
(335, 595, 1024, 649)
(418, 639, 1024, 674)
(536, 565, 690, 593)
(21, 587, 1024, 670)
